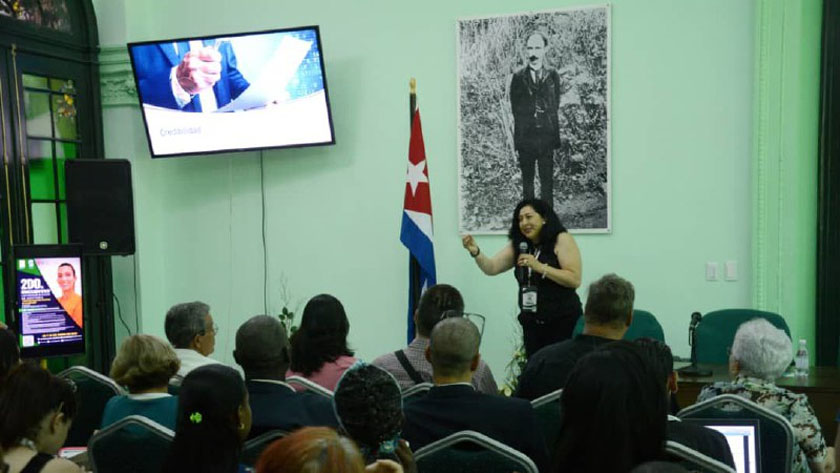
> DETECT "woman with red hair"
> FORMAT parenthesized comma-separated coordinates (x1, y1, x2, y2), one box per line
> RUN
(256, 427, 405, 473)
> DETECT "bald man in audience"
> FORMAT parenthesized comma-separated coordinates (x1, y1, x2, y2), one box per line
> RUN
(372, 284, 497, 394)
(233, 315, 338, 438)
(402, 317, 549, 472)
(515, 273, 633, 400)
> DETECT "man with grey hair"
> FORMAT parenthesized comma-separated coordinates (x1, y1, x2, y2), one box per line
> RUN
(402, 318, 549, 472)
(164, 301, 222, 381)
(233, 315, 337, 438)
(699, 318, 829, 473)
(515, 273, 634, 400)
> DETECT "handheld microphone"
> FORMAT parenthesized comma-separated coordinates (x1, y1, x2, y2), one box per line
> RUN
(517, 242, 529, 284)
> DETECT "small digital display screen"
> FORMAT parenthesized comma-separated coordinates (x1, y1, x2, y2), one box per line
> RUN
(14, 245, 84, 358)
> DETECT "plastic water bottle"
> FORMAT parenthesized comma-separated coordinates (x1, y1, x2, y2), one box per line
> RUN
(794, 339, 809, 377)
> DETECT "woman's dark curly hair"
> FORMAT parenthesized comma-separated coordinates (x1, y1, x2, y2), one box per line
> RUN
(507, 198, 567, 258)
(333, 363, 403, 464)
(289, 294, 354, 376)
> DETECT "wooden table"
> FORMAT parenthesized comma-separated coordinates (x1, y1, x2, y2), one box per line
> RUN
(676, 365, 840, 442)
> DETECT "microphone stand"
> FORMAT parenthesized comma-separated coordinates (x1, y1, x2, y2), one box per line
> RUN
(677, 312, 712, 377)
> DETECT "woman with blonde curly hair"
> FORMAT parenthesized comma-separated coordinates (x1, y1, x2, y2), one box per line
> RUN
(101, 334, 180, 429)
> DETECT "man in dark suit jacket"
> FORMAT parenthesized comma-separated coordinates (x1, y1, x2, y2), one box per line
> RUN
(515, 273, 634, 401)
(233, 315, 337, 438)
(131, 40, 249, 112)
(634, 338, 736, 469)
(402, 317, 549, 472)
(510, 31, 564, 205)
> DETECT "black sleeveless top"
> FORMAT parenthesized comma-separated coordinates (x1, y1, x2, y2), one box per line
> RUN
(21, 453, 53, 473)
(514, 234, 582, 322)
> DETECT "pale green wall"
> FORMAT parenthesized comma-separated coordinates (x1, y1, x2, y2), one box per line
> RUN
(752, 0, 822, 360)
(90, 0, 822, 377)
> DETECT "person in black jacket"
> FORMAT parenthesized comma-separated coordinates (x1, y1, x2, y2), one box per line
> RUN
(402, 317, 549, 472)
(634, 337, 736, 469)
(233, 315, 338, 438)
(510, 31, 564, 205)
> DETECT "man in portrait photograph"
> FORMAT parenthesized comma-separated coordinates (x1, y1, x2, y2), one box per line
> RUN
(510, 31, 564, 207)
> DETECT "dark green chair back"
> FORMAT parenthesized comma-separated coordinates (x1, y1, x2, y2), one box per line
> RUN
(694, 309, 791, 364)
(572, 309, 664, 341)
(401, 382, 433, 404)
(664, 441, 736, 473)
(677, 394, 794, 473)
(530, 388, 562, 452)
(88, 415, 174, 473)
(57, 366, 123, 447)
(414, 430, 538, 473)
(241, 430, 288, 467)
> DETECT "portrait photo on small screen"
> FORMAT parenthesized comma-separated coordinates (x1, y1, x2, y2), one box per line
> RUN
(38, 259, 83, 328)
(457, 6, 611, 233)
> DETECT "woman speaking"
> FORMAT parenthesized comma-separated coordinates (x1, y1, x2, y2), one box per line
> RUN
(462, 198, 582, 358)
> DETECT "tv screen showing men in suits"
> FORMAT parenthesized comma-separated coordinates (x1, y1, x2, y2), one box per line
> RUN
(128, 26, 335, 158)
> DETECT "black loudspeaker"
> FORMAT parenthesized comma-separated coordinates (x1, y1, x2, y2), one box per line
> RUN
(65, 159, 135, 255)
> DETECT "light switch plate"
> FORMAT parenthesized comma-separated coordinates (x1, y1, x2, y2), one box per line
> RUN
(706, 262, 718, 281)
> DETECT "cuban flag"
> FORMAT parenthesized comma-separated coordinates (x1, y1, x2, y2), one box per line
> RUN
(400, 110, 436, 343)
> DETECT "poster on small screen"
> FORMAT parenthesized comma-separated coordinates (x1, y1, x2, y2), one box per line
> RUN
(17, 257, 83, 349)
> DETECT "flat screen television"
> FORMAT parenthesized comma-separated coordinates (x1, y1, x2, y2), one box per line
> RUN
(13, 244, 85, 358)
(128, 26, 335, 158)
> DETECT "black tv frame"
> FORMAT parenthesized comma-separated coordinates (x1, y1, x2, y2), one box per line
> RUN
(127, 25, 336, 158)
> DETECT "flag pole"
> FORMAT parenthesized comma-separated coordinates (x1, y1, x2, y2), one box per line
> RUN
(407, 78, 422, 342)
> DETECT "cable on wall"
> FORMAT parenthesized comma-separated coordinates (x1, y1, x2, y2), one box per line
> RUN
(260, 151, 268, 315)
(132, 255, 140, 333)
(223, 156, 235, 359)
(113, 293, 131, 336)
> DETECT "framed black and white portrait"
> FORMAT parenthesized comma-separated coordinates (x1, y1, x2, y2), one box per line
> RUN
(457, 5, 611, 233)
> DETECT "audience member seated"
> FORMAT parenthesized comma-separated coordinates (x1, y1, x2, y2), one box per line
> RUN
(333, 362, 414, 471)
(698, 318, 828, 473)
(0, 363, 82, 473)
(233, 315, 338, 438)
(0, 326, 20, 380)
(634, 337, 736, 468)
(402, 317, 549, 472)
(164, 301, 223, 382)
(515, 273, 634, 400)
(372, 284, 497, 394)
(101, 334, 180, 429)
(285, 294, 358, 391)
(255, 426, 405, 473)
(161, 364, 251, 473)
(555, 341, 667, 473)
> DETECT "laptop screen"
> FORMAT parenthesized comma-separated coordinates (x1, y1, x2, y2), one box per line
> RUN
(684, 419, 760, 473)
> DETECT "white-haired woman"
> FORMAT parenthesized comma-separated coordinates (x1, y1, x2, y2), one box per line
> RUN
(697, 318, 829, 473)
